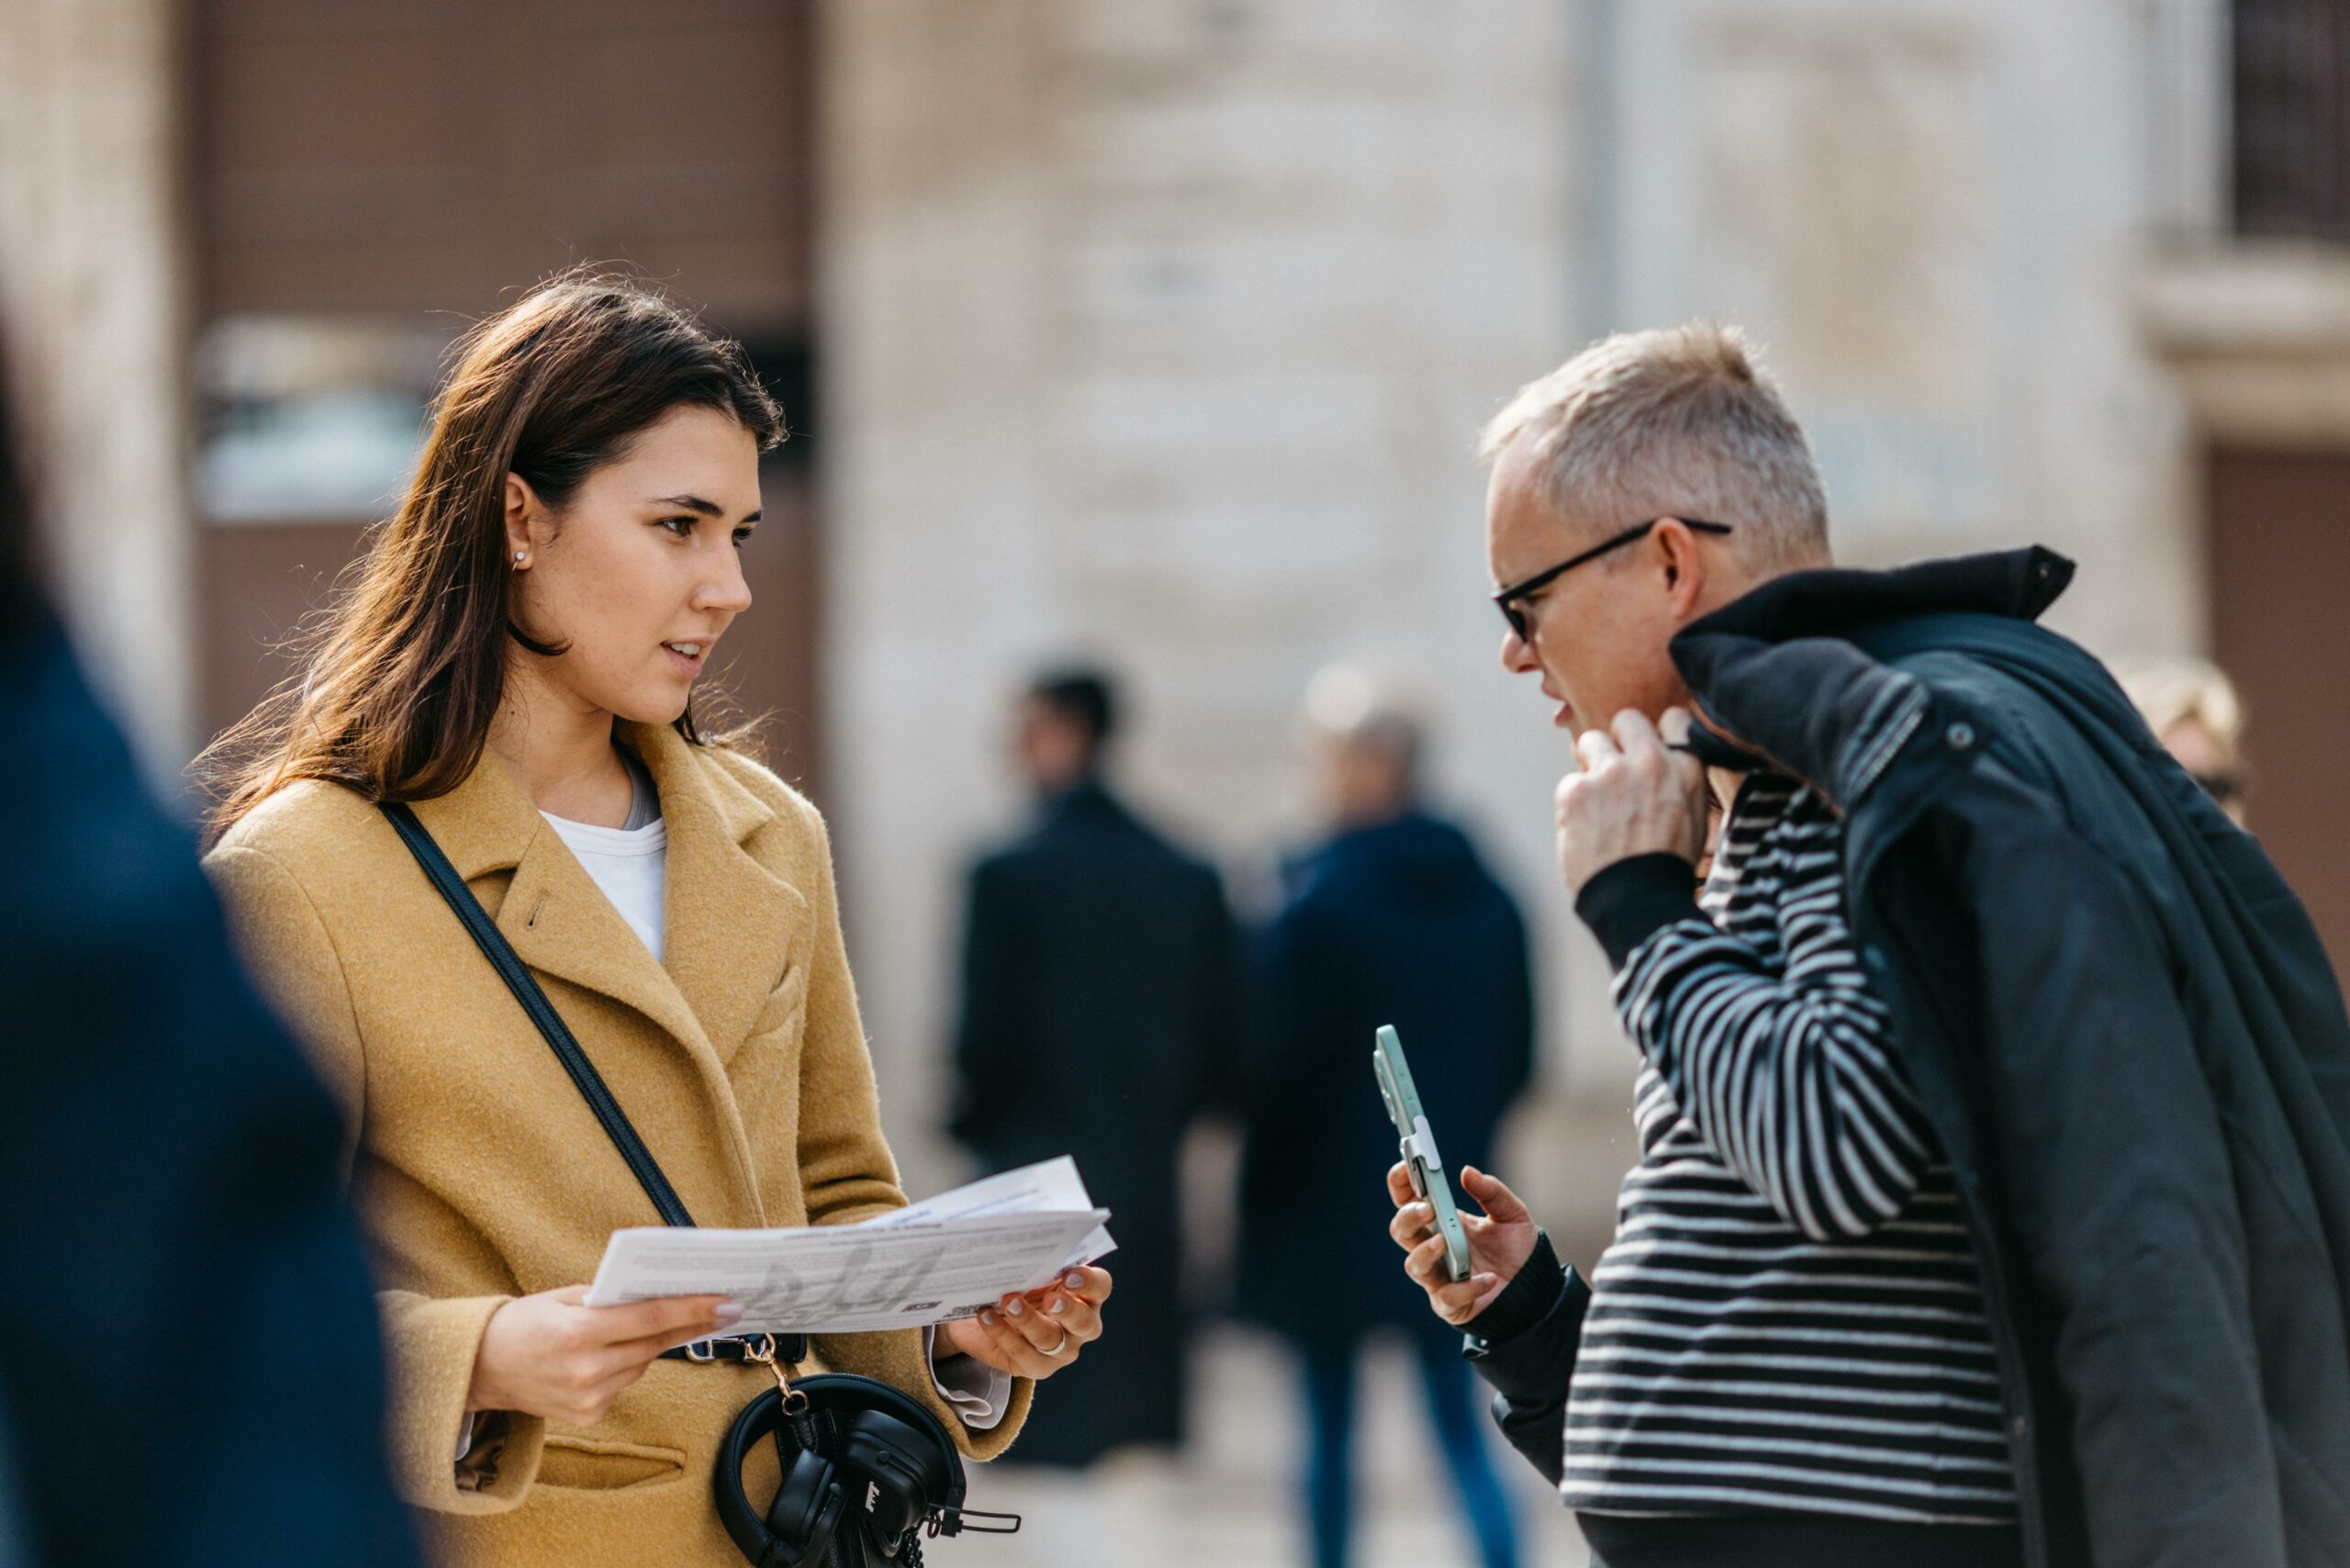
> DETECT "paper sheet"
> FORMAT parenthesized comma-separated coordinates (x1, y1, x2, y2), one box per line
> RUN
(582, 1158, 1115, 1335)
(866, 1155, 1117, 1266)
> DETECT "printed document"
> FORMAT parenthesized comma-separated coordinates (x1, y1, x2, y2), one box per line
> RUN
(583, 1157, 1114, 1335)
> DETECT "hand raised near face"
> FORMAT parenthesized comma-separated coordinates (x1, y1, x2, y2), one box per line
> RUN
(1552, 707, 1709, 898)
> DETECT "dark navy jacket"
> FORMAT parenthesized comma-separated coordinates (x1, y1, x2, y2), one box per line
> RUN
(1467, 550, 2350, 1568)
(1238, 811, 1533, 1343)
(0, 620, 414, 1567)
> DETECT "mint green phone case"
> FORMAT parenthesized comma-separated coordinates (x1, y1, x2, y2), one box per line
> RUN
(1373, 1024, 1471, 1283)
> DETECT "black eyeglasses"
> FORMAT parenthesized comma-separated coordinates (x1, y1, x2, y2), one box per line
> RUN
(1492, 517, 1734, 643)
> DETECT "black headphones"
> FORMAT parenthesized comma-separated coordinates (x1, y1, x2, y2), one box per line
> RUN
(717, 1374, 1019, 1567)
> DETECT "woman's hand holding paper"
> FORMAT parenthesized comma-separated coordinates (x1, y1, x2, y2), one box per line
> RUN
(937, 1266, 1113, 1381)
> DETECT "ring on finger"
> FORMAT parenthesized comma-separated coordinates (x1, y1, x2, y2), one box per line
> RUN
(1040, 1326, 1073, 1358)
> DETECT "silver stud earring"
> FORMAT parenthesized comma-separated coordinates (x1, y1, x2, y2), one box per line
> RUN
(513, 550, 527, 565)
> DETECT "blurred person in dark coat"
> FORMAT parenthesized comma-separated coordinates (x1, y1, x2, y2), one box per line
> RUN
(1238, 665, 1532, 1568)
(949, 667, 1244, 1466)
(0, 351, 415, 1568)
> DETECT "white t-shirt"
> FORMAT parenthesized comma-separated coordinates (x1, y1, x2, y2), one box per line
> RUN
(540, 812, 669, 961)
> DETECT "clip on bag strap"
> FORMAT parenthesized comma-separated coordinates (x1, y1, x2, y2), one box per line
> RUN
(381, 801, 695, 1226)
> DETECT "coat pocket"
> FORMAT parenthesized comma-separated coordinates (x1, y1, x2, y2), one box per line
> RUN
(728, 948, 813, 1113)
(535, 1435, 687, 1492)
(745, 956, 811, 1041)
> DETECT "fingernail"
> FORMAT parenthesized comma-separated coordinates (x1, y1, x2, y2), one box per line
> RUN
(1063, 1272, 1086, 1290)
(1005, 1296, 1025, 1316)
(979, 1310, 999, 1327)
(1047, 1296, 1068, 1316)
(713, 1302, 745, 1327)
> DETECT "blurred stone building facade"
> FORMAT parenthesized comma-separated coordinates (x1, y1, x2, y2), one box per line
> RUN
(5, 0, 2348, 1193)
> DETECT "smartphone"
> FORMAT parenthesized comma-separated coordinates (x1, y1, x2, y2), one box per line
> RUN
(1372, 1025, 1471, 1283)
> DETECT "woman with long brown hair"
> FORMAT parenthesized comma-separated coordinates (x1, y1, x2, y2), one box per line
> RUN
(200, 274, 1109, 1565)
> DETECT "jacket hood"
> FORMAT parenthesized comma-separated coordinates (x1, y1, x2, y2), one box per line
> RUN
(1667, 547, 2076, 801)
(1681, 545, 2073, 649)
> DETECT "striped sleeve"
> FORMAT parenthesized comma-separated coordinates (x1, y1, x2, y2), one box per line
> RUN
(1607, 799, 1938, 1242)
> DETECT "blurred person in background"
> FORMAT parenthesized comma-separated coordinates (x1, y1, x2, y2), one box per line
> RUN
(197, 274, 1109, 1568)
(1389, 325, 2350, 1568)
(949, 667, 1243, 1469)
(2120, 655, 2249, 824)
(1239, 664, 1532, 1568)
(0, 341, 415, 1565)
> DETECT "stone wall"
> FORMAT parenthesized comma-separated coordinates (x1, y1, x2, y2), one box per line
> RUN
(1600, 0, 2204, 655)
(0, 0, 193, 774)
(822, 0, 1592, 1188)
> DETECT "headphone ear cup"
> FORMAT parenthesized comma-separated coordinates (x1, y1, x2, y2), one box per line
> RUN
(837, 1408, 955, 1549)
(765, 1451, 845, 1565)
(716, 1376, 972, 1567)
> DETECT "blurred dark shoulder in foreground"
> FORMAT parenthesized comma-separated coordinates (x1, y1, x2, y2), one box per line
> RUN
(0, 471, 413, 1564)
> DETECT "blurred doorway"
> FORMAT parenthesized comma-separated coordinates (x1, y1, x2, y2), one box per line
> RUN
(191, 0, 826, 792)
(2208, 448, 2350, 971)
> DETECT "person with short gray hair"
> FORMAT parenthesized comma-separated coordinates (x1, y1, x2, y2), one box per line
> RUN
(1480, 322, 1829, 577)
(1298, 661, 1428, 821)
(1239, 662, 1533, 1568)
(1384, 324, 2350, 1568)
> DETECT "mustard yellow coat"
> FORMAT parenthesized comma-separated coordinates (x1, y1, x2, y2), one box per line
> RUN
(206, 722, 1030, 1566)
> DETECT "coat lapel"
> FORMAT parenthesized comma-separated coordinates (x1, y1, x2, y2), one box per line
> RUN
(409, 747, 711, 1062)
(407, 732, 811, 1227)
(625, 721, 811, 1065)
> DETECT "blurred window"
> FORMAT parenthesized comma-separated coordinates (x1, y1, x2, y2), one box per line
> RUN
(196, 317, 446, 524)
(2234, 0, 2350, 239)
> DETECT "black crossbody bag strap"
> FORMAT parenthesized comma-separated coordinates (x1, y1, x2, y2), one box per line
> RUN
(381, 801, 699, 1226)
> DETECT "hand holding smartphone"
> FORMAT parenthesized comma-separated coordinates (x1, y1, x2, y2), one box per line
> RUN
(1372, 1024, 1471, 1283)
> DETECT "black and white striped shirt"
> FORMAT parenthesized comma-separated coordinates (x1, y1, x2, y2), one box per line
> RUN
(1565, 773, 2018, 1524)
